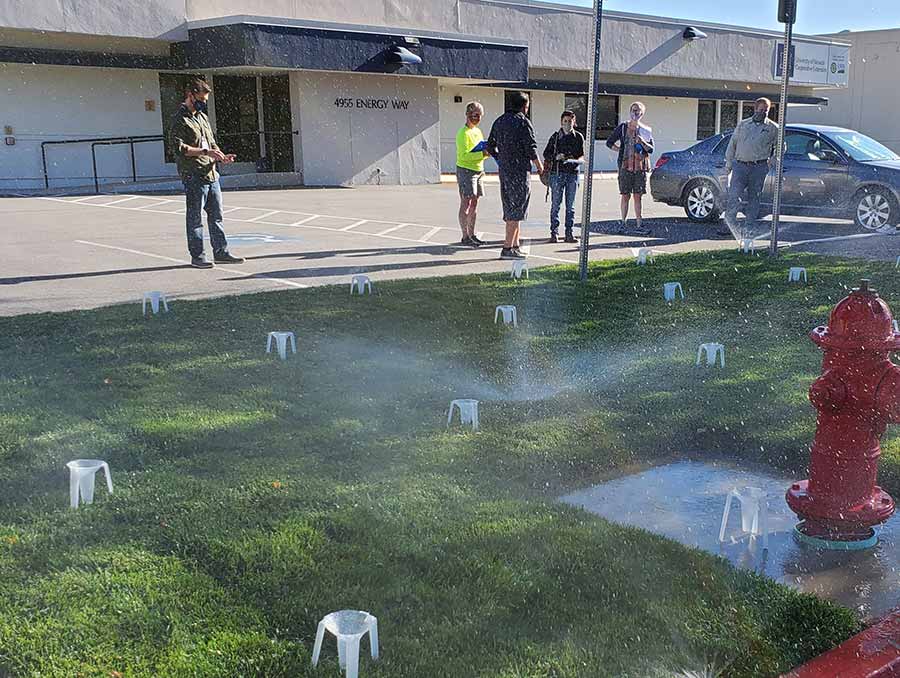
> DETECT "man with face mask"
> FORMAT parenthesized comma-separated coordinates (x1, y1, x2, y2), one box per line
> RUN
(606, 101, 654, 236)
(543, 110, 585, 243)
(169, 78, 243, 268)
(720, 97, 779, 237)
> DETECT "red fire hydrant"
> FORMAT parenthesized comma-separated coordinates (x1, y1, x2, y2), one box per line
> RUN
(786, 279, 896, 545)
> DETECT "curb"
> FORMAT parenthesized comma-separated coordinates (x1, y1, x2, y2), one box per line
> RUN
(781, 610, 900, 677)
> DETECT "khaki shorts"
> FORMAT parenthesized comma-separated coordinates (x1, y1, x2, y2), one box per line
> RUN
(456, 166, 485, 198)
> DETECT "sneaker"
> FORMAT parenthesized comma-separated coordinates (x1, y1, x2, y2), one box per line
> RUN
(511, 247, 527, 258)
(191, 256, 214, 269)
(548, 233, 559, 243)
(564, 233, 579, 243)
(214, 252, 245, 264)
(499, 248, 525, 260)
(461, 236, 479, 247)
(470, 234, 486, 245)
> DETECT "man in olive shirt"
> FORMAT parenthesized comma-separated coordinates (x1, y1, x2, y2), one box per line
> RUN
(720, 97, 778, 237)
(169, 78, 243, 268)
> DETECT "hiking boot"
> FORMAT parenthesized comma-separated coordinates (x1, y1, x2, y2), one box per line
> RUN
(214, 252, 245, 264)
(191, 256, 214, 269)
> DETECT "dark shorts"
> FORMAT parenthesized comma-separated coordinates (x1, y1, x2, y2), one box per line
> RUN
(499, 170, 530, 221)
(618, 169, 648, 195)
(456, 166, 484, 198)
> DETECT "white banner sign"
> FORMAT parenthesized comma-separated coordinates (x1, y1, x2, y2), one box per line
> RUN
(774, 42, 849, 86)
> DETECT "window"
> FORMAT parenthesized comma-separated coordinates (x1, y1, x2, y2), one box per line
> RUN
(720, 101, 739, 132)
(565, 93, 620, 140)
(505, 90, 532, 120)
(696, 99, 717, 140)
(159, 73, 206, 163)
(742, 102, 755, 121)
(783, 132, 816, 158)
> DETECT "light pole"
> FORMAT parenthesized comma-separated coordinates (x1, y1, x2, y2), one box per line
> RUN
(769, 0, 797, 256)
(578, 0, 604, 281)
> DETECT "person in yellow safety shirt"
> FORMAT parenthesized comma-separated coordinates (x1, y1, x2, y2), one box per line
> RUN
(455, 101, 490, 247)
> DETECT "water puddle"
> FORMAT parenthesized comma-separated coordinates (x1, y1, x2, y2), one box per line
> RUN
(560, 460, 899, 620)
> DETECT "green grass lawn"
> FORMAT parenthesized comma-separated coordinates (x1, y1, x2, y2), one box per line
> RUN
(3, 250, 898, 677)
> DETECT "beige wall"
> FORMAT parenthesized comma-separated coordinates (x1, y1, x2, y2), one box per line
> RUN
(800, 29, 900, 152)
(0, 63, 172, 189)
(293, 71, 440, 186)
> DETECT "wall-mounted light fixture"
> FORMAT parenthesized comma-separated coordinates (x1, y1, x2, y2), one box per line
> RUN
(683, 26, 708, 41)
(386, 45, 423, 65)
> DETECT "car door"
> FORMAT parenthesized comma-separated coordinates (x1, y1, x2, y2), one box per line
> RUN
(780, 131, 849, 214)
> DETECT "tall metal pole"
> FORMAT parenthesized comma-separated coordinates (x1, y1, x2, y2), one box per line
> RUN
(578, 0, 603, 281)
(769, 16, 794, 255)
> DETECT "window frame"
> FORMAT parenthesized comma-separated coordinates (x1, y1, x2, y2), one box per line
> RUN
(564, 93, 620, 141)
(696, 99, 718, 140)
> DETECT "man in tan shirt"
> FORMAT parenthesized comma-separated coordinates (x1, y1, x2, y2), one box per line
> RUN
(720, 97, 778, 237)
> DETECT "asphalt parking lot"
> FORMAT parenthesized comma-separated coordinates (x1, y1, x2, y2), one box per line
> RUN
(2, 176, 898, 316)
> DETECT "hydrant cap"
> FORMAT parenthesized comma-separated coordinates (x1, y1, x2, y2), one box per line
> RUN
(811, 279, 900, 350)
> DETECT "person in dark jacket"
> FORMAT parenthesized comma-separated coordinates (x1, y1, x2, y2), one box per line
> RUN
(606, 101, 654, 236)
(543, 110, 585, 243)
(486, 91, 544, 260)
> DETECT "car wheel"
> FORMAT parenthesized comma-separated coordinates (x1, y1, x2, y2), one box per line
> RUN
(683, 180, 721, 223)
(854, 187, 898, 231)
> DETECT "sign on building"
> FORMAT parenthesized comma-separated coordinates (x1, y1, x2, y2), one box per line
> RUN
(774, 41, 849, 85)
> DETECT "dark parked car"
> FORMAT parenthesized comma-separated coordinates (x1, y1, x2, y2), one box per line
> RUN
(650, 124, 900, 231)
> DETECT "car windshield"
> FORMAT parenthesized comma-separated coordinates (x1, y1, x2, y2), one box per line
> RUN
(828, 131, 900, 162)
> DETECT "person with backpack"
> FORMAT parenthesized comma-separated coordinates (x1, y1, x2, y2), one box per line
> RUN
(542, 110, 585, 243)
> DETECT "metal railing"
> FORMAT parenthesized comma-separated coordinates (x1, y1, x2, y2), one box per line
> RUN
(41, 135, 165, 191)
(40, 130, 299, 193)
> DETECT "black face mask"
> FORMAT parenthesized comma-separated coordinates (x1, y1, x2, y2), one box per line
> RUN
(193, 99, 207, 114)
(753, 111, 766, 122)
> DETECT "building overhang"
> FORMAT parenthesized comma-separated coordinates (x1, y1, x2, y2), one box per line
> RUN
(477, 79, 829, 105)
(177, 21, 527, 81)
(0, 19, 529, 83)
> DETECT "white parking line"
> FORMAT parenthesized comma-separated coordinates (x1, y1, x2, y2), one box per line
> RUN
(101, 196, 143, 206)
(73, 239, 309, 289)
(419, 227, 442, 242)
(246, 210, 281, 222)
(340, 219, 368, 231)
(74, 240, 185, 264)
(289, 215, 319, 226)
(376, 224, 407, 236)
(133, 200, 178, 210)
(45, 196, 577, 265)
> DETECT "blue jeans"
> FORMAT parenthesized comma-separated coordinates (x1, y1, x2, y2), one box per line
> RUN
(726, 161, 768, 234)
(550, 172, 579, 235)
(183, 176, 229, 258)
